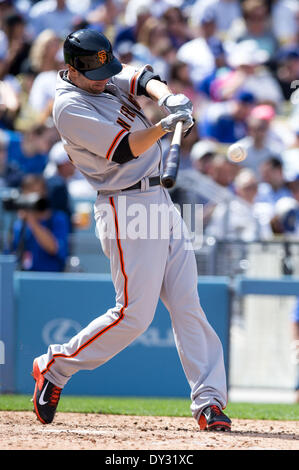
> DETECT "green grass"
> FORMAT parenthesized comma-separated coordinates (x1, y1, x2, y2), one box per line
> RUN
(0, 395, 298, 421)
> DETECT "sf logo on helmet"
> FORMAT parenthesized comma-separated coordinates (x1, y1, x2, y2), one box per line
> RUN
(98, 50, 107, 64)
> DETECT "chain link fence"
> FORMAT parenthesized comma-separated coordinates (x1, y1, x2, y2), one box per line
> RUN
(194, 238, 299, 397)
(195, 238, 299, 278)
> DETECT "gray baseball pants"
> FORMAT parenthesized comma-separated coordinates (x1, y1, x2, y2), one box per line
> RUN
(36, 184, 227, 421)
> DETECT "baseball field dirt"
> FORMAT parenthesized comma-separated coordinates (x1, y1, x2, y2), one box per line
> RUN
(0, 411, 298, 450)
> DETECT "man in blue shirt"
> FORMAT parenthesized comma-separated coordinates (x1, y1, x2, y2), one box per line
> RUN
(257, 156, 292, 205)
(2, 124, 50, 187)
(11, 174, 69, 272)
(199, 91, 256, 143)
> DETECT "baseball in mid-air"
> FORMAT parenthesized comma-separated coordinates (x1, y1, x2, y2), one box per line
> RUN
(227, 143, 247, 162)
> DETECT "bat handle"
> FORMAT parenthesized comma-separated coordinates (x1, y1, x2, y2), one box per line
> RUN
(160, 121, 183, 189)
(172, 121, 183, 145)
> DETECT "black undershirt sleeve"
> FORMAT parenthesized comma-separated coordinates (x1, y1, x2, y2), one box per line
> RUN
(112, 133, 136, 164)
(137, 70, 166, 97)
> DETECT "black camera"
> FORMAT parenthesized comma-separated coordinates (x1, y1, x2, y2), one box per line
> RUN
(2, 190, 50, 212)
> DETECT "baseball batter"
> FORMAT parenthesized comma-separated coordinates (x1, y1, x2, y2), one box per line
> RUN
(32, 29, 231, 431)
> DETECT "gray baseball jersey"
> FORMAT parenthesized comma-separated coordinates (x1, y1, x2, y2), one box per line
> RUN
(53, 65, 162, 192)
(36, 64, 228, 423)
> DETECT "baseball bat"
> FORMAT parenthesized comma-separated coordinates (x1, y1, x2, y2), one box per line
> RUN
(161, 121, 183, 189)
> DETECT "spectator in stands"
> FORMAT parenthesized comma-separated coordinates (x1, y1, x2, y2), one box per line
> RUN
(0, 10, 31, 78)
(271, 0, 299, 46)
(28, 0, 74, 39)
(0, 78, 20, 130)
(205, 168, 272, 240)
(16, 58, 37, 102)
(123, 0, 182, 26)
(191, 0, 242, 37)
(177, 10, 226, 86)
(113, 40, 134, 66)
(167, 60, 203, 115)
(269, 196, 299, 236)
(199, 90, 256, 143)
(229, 0, 279, 59)
(275, 46, 299, 101)
(236, 104, 285, 175)
(12, 59, 38, 131)
(113, 6, 151, 48)
(29, 29, 61, 74)
(209, 153, 240, 188)
(210, 39, 283, 106)
(85, 0, 122, 33)
(257, 156, 292, 205)
(162, 7, 192, 50)
(0, 0, 14, 27)
(288, 175, 299, 216)
(190, 140, 218, 177)
(0, 10, 28, 129)
(10, 174, 69, 272)
(132, 16, 174, 80)
(2, 124, 51, 187)
(27, 45, 65, 123)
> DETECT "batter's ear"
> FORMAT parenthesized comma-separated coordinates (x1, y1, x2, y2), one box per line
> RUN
(68, 65, 79, 76)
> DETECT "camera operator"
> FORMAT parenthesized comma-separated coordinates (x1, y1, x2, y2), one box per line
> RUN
(9, 174, 69, 271)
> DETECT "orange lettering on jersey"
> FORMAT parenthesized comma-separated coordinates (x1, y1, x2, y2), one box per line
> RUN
(120, 105, 136, 122)
(117, 117, 131, 131)
(128, 93, 141, 110)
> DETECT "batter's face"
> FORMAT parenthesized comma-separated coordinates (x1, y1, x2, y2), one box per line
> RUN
(67, 66, 110, 94)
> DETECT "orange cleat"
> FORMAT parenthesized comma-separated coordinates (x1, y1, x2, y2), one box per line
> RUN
(199, 405, 231, 431)
(32, 359, 62, 424)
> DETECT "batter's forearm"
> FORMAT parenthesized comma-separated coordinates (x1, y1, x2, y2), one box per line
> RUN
(145, 79, 172, 102)
(128, 122, 167, 157)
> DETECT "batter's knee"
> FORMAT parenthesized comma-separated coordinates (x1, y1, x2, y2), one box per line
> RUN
(124, 308, 155, 336)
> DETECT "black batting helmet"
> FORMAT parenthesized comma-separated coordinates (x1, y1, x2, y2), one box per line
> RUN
(63, 29, 122, 80)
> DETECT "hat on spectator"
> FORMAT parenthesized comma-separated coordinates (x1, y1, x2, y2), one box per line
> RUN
(49, 141, 70, 166)
(277, 46, 299, 62)
(200, 8, 217, 25)
(190, 140, 217, 162)
(115, 41, 134, 57)
(250, 104, 275, 121)
(275, 197, 299, 216)
(234, 168, 257, 190)
(227, 40, 269, 68)
(235, 90, 256, 104)
(274, 197, 299, 232)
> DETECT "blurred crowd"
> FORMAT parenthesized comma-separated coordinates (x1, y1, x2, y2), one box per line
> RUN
(0, 0, 298, 273)
(0, 0, 297, 399)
